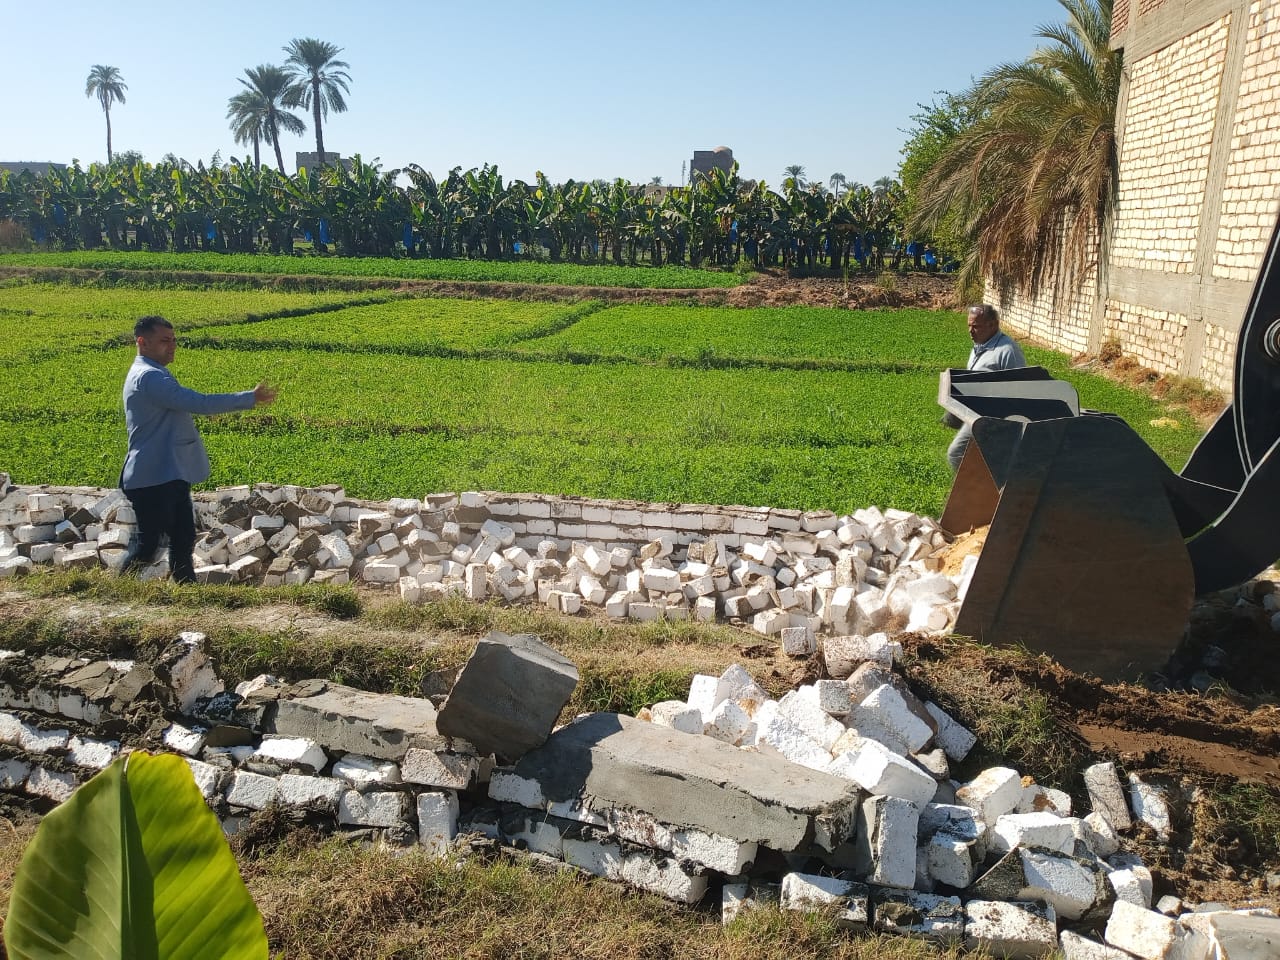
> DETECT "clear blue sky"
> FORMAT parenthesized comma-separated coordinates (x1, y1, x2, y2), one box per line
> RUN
(2, 0, 1069, 188)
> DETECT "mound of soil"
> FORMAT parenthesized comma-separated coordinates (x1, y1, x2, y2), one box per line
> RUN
(726, 271, 958, 310)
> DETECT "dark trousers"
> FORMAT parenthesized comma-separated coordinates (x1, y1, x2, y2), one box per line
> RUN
(123, 479, 197, 583)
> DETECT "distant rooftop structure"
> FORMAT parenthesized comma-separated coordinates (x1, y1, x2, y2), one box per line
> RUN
(295, 151, 353, 173)
(689, 146, 734, 182)
(0, 162, 67, 177)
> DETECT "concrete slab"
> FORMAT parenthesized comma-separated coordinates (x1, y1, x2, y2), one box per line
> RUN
(437, 631, 578, 763)
(268, 681, 455, 761)
(496, 711, 862, 854)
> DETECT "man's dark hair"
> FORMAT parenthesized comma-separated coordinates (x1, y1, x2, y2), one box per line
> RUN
(134, 315, 173, 338)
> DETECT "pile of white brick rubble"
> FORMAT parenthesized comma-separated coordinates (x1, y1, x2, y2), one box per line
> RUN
(0, 478, 972, 640)
(0, 477, 1276, 957)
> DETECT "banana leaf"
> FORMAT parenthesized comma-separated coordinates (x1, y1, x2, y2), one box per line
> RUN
(4, 751, 267, 960)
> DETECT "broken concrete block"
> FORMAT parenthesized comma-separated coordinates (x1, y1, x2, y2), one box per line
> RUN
(849, 686, 931, 757)
(1126, 774, 1172, 841)
(649, 701, 703, 735)
(18, 723, 70, 754)
(270, 683, 449, 761)
(418, 791, 459, 857)
(1059, 929, 1139, 960)
(1019, 783, 1072, 816)
(500, 712, 860, 855)
(154, 631, 224, 714)
(253, 736, 328, 773)
(873, 889, 963, 942)
(338, 789, 409, 828)
(697, 698, 749, 745)
(926, 831, 982, 888)
(1177, 910, 1280, 960)
(828, 737, 936, 808)
(777, 688, 844, 751)
(185, 759, 223, 800)
(332, 755, 402, 789)
(277, 774, 344, 810)
(225, 770, 280, 810)
(437, 631, 578, 764)
(957, 767, 1024, 827)
(1104, 901, 1185, 959)
(923, 700, 977, 761)
(66, 736, 118, 769)
(757, 714, 833, 771)
(991, 811, 1079, 856)
(853, 795, 919, 888)
(973, 847, 1109, 922)
(812, 679, 852, 717)
(963, 899, 1058, 960)
(1080, 812, 1120, 858)
(1108, 866, 1152, 908)
(1084, 761, 1132, 832)
(0, 758, 30, 789)
(401, 748, 478, 790)
(26, 766, 77, 803)
(780, 872, 869, 929)
(780, 625, 815, 656)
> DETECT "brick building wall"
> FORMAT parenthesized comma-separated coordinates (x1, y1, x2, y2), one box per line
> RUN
(993, 0, 1280, 394)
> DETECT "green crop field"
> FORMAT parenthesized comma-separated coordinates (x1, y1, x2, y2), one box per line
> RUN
(186, 297, 593, 353)
(0, 281, 398, 363)
(0, 252, 743, 290)
(0, 276, 1204, 517)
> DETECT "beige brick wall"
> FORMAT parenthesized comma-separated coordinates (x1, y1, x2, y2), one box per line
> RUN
(1112, 15, 1231, 273)
(988, 267, 1095, 357)
(1199, 321, 1237, 388)
(1113, 0, 1131, 40)
(1103, 301, 1189, 372)
(1138, 0, 1171, 14)
(1214, 1, 1280, 280)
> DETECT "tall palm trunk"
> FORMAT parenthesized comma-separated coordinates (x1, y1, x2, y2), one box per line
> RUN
(311, 77, 325, 161)
(105, 107, 113, 163)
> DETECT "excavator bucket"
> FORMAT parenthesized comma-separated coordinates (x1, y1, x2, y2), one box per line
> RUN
(938, 207, 1280, 680)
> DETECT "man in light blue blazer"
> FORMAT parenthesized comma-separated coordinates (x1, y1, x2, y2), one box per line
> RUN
(121, 315, 277, 583)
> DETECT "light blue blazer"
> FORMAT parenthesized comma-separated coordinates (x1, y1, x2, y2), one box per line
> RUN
(121, 356, 256, 490)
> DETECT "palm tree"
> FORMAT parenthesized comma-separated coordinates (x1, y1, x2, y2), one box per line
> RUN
(828, 172, 847, 199)
(226, 89, 269, 170)
(649, 176, 663, 186)
(909, 0, 1120, 295)
(283, 38, 351, 166)
(85, 65, 127, 163)
(783, 164, 807, 187)
(236, 65, 307, 174)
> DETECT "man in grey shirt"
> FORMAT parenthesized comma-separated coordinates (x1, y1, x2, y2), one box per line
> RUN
(121, 315, 276, 582)
(946, 304, 1027, 472)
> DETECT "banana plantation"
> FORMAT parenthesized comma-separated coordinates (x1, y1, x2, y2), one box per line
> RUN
(0, 157, 910, 273)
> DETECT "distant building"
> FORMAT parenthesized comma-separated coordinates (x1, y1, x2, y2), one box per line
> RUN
(0, 162, 67, 177)
(689, 146, 734, 182)
(295, 151, 353, 173)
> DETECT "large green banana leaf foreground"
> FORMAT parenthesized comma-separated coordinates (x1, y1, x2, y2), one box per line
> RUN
(3, 751, 267, 960)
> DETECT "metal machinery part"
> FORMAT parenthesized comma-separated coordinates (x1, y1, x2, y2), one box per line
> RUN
(936, 216, 1280, 680)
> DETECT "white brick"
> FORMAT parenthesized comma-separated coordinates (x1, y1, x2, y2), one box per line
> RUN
(0, 758, 30, 789)
(338, 789, 408, 827)
(67, 736, 118, 769)
(957, 767, 1024, 826)
(1059, 930, 1138, 960)
(253, 736, 328, 772)
(278, 773, 344, 809)
(1126, 774, 1172, 841)
(924, 700, 977, 761)
(856, 795, 920, 888)
(704, 699, 753, 745)
(650, 700, 704, 735)
(26, 766, 76, 803)
(776, 689, 844, 751)
(225, 770, 279, 810)
(756, 715, 832, 771)
(1082, 762, 1132, 832)
(828, 738, 936, 808)
(185, 758, 222, 799)
(18, 723, 69, 755)
(1105, 901, 1185, 959)
(401, 749, 478, 790)
(780, 872, 869, 929)
(991, 811, 1079, 856)
(964, 900, 1058, 960)
(161, 723, 207, 757)
(332, 755, 401, 789)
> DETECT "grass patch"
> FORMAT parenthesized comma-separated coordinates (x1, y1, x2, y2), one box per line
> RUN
(1199, 782, 1280, 862)
(237, 833, 961, 960)
(0, 252, 744, 289)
